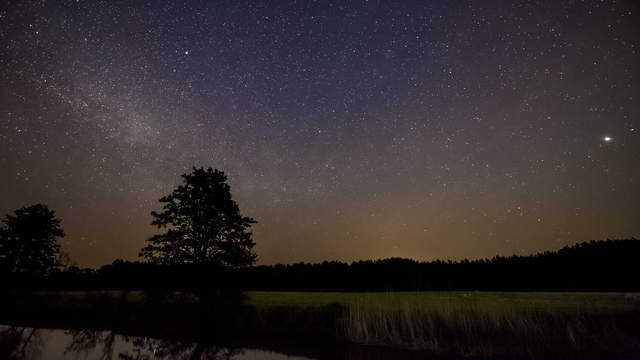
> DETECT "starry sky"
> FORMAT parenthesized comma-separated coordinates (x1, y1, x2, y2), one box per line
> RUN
(1, 0, 638, 268)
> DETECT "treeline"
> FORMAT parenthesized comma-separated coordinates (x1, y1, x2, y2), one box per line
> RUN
(4, 239, 639, 292)
(245, 238, 640, 291)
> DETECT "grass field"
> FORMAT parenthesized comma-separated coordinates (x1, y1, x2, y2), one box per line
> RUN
(246, 291, 640, 357)
(245, 290, 640, 311)
(33, 289, 640, 312)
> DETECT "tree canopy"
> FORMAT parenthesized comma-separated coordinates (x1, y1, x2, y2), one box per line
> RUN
(139, 167, 257, 268)
(0, 204, 64, 274)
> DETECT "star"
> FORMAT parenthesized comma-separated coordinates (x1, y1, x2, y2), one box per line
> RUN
(1, 0, 639, 267)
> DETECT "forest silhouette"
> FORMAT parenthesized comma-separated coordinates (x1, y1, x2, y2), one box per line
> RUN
(1, 167, 638, 292)
(2, 238, 638, 292)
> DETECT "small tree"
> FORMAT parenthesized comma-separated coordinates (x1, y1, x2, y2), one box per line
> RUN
(139, 167, 257, 268)
(0, 204, 64, 274)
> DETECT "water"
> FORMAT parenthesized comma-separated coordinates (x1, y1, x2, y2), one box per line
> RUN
(0, 325, 312, 360)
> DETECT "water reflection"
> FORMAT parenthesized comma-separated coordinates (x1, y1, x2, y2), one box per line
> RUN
(0, 327, 42, 360)
(0, 325, 311, 360)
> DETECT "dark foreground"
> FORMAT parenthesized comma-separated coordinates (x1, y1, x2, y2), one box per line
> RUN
(1, 290, 639, 359)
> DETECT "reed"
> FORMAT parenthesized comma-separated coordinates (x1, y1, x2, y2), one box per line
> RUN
(337, 292, 640, 358)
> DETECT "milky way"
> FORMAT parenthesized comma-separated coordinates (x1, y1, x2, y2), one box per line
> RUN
(1, 1, 638, 267)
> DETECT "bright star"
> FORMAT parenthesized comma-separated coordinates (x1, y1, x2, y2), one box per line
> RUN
(603, 136, 612, 142)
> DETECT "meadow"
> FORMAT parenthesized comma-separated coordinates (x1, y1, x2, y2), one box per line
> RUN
(246, 291, 640, 358)
(245, 290, 640, 311)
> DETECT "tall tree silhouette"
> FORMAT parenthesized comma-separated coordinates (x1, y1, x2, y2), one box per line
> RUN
(139, 167, 257, 268)
(0, 204, 64, 274)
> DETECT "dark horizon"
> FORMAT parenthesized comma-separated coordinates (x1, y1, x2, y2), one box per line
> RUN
(65, 236, 640, 271)
(2, 0, 639, 268)
(4, 239, 638, 293)
(145, 236, 640, 265)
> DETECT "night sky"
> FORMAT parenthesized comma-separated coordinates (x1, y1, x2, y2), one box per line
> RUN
(1, 1, 638, 268)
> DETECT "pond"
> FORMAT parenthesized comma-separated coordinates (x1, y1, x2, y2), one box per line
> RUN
(0, 325, 314, 359)
(0, 324, 430, 360)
